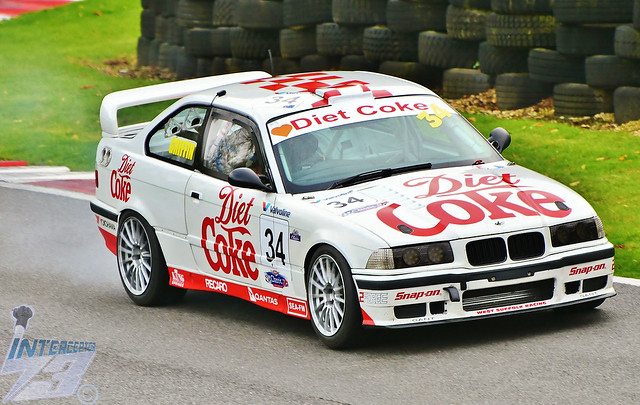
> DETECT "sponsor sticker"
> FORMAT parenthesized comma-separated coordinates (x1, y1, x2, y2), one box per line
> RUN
(286, 298, 308, 318)
(265, 270, 289, 288)
(110, 154, 135, 202)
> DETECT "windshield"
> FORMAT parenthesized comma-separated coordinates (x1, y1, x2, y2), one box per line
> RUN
(269, 96, 503, 193)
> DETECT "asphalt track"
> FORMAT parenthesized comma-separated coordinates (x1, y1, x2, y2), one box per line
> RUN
(0, 171, 639, 404)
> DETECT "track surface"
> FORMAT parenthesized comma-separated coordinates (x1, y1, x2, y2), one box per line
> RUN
(0, 186, 638, 404)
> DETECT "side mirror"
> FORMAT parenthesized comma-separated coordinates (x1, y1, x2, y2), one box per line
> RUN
(487, 127, 511, 153)
(229, 167, 273, 192)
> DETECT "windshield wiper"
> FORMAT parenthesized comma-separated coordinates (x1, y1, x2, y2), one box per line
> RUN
(328, 162, 432, 189)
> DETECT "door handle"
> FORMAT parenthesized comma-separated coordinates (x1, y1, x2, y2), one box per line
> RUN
(190, 191, 201, 200)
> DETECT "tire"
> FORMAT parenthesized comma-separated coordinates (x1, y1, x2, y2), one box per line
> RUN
(553, 0, 634, 24)
(211, 56, 229, 75)
(332, 0, 387, 26)
(379, 61, 444, 89)
(157, 42, 176, 69)
(449, 0, 492, 9)
(235, 0, 284, 29)
(614, 86, 640, 123)
(167, 18, 185, 46)
(306, 246, 361, 349)
(418, 31, 480, 69)
(316, 23, 364, 56)
(229, 27, 280, 59)
(555, 24, 616, 56)
(585, 55, 640, 89)
(340, 54, 378, 71)
(528, 48, 586, 84)
(196, 57, 213, 77)
(442, 68, 493, 99)
(615, 24, 640, 60)
(280, 27, 317, 59)
(225, 57, 264, 73)
(154, 15, 170, 43)
(478, 42, 529, 75)
(137, 37, 152, 67)
(299, 54, 341, 71)
(176, 0, 214, 29)
(141, 0, 155, 11)
(163, 0, 178, 18)
(283, 0, 333, 27)
(495, 73, 553, 110)
(117, 213, 186, 306)
(185, 28, 214, 57)
(485, 13, 556, 48)
(148, 39, 161, 67)
(446, 5, 490, 41)
(262, 57, 300, 75)
(553, 83, 613, 117)
(362, 26, 419, 62)
(141, 9, 156, 40)
(387, 0, 448, 33)
(175, 46, 198, 79)
(490, 0, 553, 15)
(212, 0, 236, 27)
(210, 27, 232, 57)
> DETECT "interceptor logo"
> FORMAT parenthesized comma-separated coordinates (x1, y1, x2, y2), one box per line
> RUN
(1, 305, 98, 404)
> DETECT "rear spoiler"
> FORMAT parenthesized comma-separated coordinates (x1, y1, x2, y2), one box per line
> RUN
(99, 71, 271, 137)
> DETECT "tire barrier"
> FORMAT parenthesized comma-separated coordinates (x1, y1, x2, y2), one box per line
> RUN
(553, 83, 613, 117)
(138, 0, 640, 122)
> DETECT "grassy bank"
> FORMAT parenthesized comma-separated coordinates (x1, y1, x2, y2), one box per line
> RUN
(0, 0, 637, 278)
(0, 0, 145, 169)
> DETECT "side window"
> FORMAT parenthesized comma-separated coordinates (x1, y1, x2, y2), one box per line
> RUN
(147, 106, 208, 167)
(202, 116, 266, 177)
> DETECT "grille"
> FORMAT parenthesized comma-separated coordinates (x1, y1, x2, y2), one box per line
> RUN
(394, 303, 426, 319)
(508, 232, 545, 260)
(462, 279, 555, 312)
(583, 276, 608, 293)
(466, 238, 507, 266)
(466, 232, 547, 266)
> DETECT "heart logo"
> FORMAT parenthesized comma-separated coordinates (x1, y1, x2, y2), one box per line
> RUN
(271, 124, 292, 137)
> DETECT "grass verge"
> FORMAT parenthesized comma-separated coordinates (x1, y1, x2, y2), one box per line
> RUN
(0, 0, 148, 170)
(0, 0, 637, 278)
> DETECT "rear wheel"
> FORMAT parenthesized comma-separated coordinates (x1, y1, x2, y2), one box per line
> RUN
(117, 213, 185, 306)
(307, 246, 361, 349)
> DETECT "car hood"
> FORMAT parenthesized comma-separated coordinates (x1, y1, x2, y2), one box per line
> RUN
(300, 162, 597, 246)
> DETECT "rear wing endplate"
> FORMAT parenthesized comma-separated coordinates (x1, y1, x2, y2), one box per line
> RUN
(99, 71, 271, 137)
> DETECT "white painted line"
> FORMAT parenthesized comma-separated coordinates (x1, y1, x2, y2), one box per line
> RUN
(613, 276, 640, 287)
(0, 181, 92, 202)
(0, 168, 93, 183)
(0, 166, 69, 175)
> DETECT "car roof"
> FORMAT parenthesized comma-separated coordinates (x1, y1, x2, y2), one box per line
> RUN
(189, 71, 438, 124)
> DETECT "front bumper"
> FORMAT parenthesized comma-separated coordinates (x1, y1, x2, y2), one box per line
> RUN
(354, 245, 616, 327)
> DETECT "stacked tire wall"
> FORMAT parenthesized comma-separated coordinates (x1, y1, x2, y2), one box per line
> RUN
(138, 0, 640, 123)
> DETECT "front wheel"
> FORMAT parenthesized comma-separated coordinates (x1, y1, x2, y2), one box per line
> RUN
(306, 246, 362, 349)
(117, 212, 186, 306)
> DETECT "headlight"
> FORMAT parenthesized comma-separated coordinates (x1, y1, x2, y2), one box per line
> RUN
(366, 242, 454, 269)
(550, 217, 604, 247)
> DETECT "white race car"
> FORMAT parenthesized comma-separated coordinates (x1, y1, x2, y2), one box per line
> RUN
(91, 71, 615, 348)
